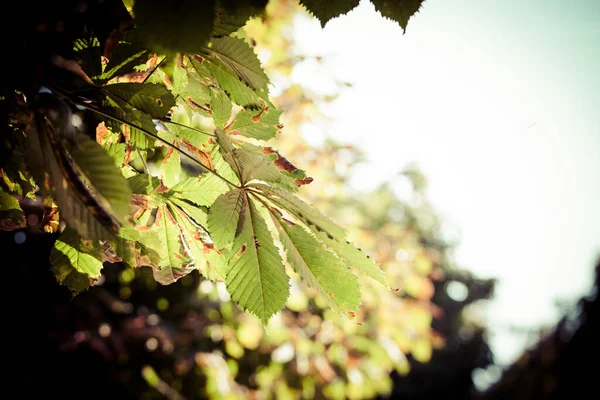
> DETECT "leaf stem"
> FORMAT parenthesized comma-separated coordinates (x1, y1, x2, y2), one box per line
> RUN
(157, 119, 216, 137)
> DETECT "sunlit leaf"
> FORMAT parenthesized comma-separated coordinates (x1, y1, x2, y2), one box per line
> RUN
(316, 232, 388, 287)
(227, 106, 281, 140)
(170, 173, 229, 207)
(252, 184, 347, 241)
(102, 82, 175, 118)
(211, 88, 232, 128)
(225, 192, 289, 323)
(271, 211, 360, 317)
(50, 228, 103, 293)
(206, 36, 270, 91)
(152, 204, 194, 284)
(172, 206, 226, 281)
(70, 134, 132, 224)
(207, 188, 245, 249)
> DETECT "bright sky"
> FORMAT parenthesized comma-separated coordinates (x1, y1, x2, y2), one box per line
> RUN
(286, 0, 600, 369)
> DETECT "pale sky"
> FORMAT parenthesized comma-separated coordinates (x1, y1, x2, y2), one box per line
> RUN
(285, 0, 600, 370)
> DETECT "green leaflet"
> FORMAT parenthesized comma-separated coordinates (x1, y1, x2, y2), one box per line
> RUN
(206, 37, 270, 91)
(210, 142, 240, 185)
(152, 204, 194, 284)
(25, 112, 116, 241)
(102, 83, 175, 118)
(0, 189, 25, 230)
(103, 93, 157, 150)
(215, 130, 296, 189)
(212, 2, 267, 37)
(172, 206, 227, 282)
(233, 146, 298, 190)
(207, 188, 245, 249)
(128, 174, 161, 195)
(211, 88, 232, 128)
(252, 184, 347, 242)
(316, 232, 388, 287)
(70, 134, 133, 223)
(133, 0, 216, 55)
(97, 31, 149, 84)
(73, 36, 102, 80)
(371, 0, 424, 32)
(114, 226, 161, 269)
(300, 0, 360, 28)
(225, 192, 289, 323)
(168, 197, 208, 226)
(167, 106, 212, 149)
(169, 174, 229, 207)
(50, 229, 103, 293)
(202, 57, 266, 108)
(227, 106, 282, 140)
(270, 211, 360, 317)
(159, 136, 182, 189)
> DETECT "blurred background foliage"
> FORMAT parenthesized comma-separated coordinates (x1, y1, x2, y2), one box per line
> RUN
(11, 1, 497, 399)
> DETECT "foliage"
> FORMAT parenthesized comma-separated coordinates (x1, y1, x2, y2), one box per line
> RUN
(1, 0, 424, 323)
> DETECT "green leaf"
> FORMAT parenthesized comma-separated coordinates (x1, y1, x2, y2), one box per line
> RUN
(50, 229, 103, 294)
(253, 185, 347, 242)
(0, 189, 25, 230)
(211, 88, 232, 128)
(172, 205, 227, 281)
(103, 91, 158, 150)
(210, 142, 240, 185)
(25, 113, 117, 240)
(227, 106, 282, 140)
(234, 145, 298, 190)
(170, 173, 229, 207)
(212, 2, 267, 37)
(316, 232, 388, 287)
(114, 226, 161, 268)
(169, 196, 208, 226)
(225, 193, 289, 323)
(102, 83, 175, 118)
(271, 212, 360, 317)
(168, 105, 212, 148)
(200, 56, 266, 108)
(300, 0, 360, 28)
(159, 142, 182, 189)
(371, 0, 424, 32)
(73, 36, 102, 81)
(133, 0, 216, 55)
(152, 204, 194, 284)
(206, 37, 269, 91)
(98, 31, 149, 83)
(128, 174, 161, 194)
(70, 134, 133, 223)
(207, 188, 245, 249)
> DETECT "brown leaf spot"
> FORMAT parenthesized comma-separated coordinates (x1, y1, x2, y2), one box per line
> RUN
(96, 122, 110, 145)
(237, 244, 247, 257)
(182, 141, 214, 170)
(295, 177, 313, 186)
(188, 98, 212, 114)
(131, 194, 149, 209)
(347, 311, 355, 318)
(123, 145, 133, 165)
(162, 147, 175, 164)
(328, 292, 333, 297)
(253, 236, 260, 249)
(194, 55, 204, 63)
(155, 181, 170, 193)
(251, 107, 268, 123)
